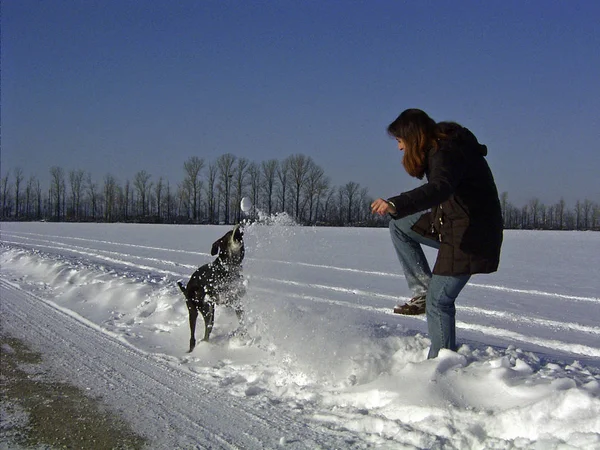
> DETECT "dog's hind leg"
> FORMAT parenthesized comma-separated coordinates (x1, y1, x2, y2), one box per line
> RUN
(200, 302, 215, 341)
(187, 303, 198, 352)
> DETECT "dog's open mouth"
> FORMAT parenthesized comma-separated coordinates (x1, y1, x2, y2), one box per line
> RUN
(229, 224, 244, 257)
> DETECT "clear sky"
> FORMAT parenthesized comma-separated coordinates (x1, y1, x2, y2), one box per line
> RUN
(2, 0, 599, 207)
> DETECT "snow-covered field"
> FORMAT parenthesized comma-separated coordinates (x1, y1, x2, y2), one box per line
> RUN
(1, 218, 599, 449)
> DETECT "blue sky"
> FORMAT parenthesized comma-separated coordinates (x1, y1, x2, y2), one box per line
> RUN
(2, 0, 599, 206)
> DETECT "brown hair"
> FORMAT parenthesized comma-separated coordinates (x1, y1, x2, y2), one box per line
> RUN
(387, 109, 441, 179)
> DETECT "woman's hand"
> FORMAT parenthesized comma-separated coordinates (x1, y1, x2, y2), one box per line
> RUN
(371, 198, 396, 216)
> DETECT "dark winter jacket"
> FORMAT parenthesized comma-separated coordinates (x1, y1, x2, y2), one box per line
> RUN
(388, 123, 503, 276)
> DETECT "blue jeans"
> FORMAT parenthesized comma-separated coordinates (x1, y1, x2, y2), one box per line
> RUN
(389, 213, 470, 359)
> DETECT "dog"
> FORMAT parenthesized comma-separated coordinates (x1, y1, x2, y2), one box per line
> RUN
(177, 224, 246, 352)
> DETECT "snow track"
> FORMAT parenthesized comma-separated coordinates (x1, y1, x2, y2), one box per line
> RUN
(0, 279, 354, 449)
(2, 227, 599, 360)
(3, 230, 599, 304)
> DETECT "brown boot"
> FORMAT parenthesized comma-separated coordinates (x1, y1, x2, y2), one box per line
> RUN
(393, 294, 426, 315)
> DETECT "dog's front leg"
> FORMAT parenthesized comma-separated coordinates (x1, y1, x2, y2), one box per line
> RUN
(200, 301, 215, 341)
(187, 303, 198, 352)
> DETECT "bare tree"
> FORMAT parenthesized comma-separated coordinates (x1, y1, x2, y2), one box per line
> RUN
(123, 180, 131, 221)
(529, 198, 540, 229)
(276, 157, 290, 214)
(116, 184, 126, 221)
(539, 203, 547, 229)
(215, 183, 223, 223)
(288, 154, 312, 221)
(183, 157, 205, 223)
(322, 187, 337, 224)
(14, 168, 24, 218)
(582, 199, 593, 229)
(86, 173, 99, 220)
(163, 181, 175, 223)
(50, 166, 65, 221)
(103, 174, 117, 222)
(592, 204, 600, 230)
(314, 179, 330, 223)
(25, 175, 37, 219)
(304, 163, 325, 224)
(176, 182, 189, 220)
(233, 157, 249, 223)
(500, 192, 509, 227)
(555, 198, 565, 230)
(337, 187, 346, 225)
(206, 163, 218, 223)
(247, 162, 261, 220)
(516, 205, 524, 229)
(574, 200, 583, 230)
(154, 177, 164, 221)
(546, 205, 556, 229)
(69, 169, 85, 220)
(261, 159, 278, 215)
(342, 181, 360, 224)
(1, 172, 11, 218)
(34, 177, 43, 219)
(133, 170, 152, 217)
(216, 154, 236, 224)
(357, 187, 370, 223)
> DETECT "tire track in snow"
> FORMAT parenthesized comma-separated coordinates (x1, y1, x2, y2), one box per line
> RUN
(1, 238, 190, 278)
(2, 236, 197, 273)
(251, 286, 600, 358)
(257, 278, 600, 337)
(1, 230, 208, 257)
(4, 232, 599, 304)
(4, 238, 598, 340)
(3, 240, 599, 349)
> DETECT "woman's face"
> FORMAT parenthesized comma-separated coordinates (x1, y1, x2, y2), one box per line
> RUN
(396, 138, 406, 151)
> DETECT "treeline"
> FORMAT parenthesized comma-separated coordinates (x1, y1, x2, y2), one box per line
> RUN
(500, 193, 599, 231)
(0, 154, 383, 227)
(1, 154, 598, 230)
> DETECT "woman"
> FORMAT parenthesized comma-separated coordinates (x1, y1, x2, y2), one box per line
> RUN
(371, 108, 503, 359)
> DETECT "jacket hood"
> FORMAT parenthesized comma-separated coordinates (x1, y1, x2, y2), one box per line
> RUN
(438, 122, 488, 156)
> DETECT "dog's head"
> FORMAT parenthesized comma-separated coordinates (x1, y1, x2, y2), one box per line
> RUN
(211, 224, 244, 264)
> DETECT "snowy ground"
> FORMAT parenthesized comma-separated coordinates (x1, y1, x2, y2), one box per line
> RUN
(1, 217, 599, 449)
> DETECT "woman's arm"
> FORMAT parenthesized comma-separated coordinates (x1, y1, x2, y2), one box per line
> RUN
(386, 147, 466, 219)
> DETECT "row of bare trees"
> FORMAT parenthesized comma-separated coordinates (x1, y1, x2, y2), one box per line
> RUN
(1, 157, 598, 230)
(500, 193, 599, 230)
(1, 154, 381, 227)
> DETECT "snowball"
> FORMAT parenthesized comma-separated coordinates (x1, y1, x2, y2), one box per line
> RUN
(240, 197, 252, 213)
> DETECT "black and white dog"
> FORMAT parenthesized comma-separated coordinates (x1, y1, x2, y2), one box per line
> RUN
(177, 224, 246, 352)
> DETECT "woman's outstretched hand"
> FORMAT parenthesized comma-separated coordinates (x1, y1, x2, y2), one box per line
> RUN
(371, 198, 396, 216)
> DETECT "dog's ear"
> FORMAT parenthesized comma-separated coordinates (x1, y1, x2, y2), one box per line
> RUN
(211, 239, 221, 256)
